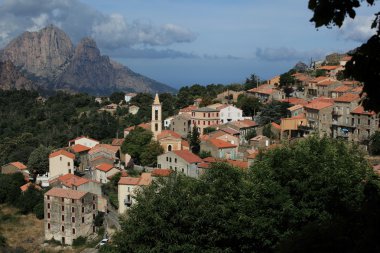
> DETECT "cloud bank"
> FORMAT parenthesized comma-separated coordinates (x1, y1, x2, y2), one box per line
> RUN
(0, 0, 197, 58)
(255, 47, 327, 62)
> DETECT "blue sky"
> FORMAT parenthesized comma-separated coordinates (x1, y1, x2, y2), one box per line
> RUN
(0, 0, 377, 88)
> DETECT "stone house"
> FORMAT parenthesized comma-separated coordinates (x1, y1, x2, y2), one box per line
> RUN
(94, 163, 120, 184)
(118, 173, 152, 214)
(330, 85, 353, 98)
(171, 113, 192, 138)
(200, 139, 238, 160)
(351, 106, 379, 143)
(331, 93, 360, 140)
(305, 76, 334, 98)
(44, 188, 98, 245)
(216, 90, 245, 103)
(225, 119, 258, 144)
(247, 84, 273, 103)
(69, 144, 90, 172)
(304, 101, 334, 137)
(249, 135, 270, 149)
(1, 161, 28, 175)
(88, 144, 119, 167)
(316, 80, 342, 97)
(287, 104, 304, 118)
(49, 150, 75, 180)
(157, 150, 203, 178)
(191, 107, 220, 135)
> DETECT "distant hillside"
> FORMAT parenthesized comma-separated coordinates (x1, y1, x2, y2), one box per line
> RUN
(0, 25, 176, 95)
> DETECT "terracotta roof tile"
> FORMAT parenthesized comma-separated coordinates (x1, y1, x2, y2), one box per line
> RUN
(317, 80, 340, 86)
(71, 144, 91, 153)
(118, 173, 152, 186)
(332, 85, 352, 92)
(49, 149, 75, 160)
(226, 159, 249, 169)
(88, 144, 119, 155)
(271, 122, 281, 130)
(45, 187, 88, 199)
(20, 182, 41, 192)
(351, 106, 376, 116)
(220, 127, 240, 135)
(57, 174, 90, 187)
(203, 157, 217, 163)
(157, 130, 182, 140)
(310, 76, 330, 83)
(304, 101, 333, 111)
(281, 97, 308, 105)
(152, 169, 173, 177)
(209, 139, 237, 149)
(111, 138, 124, 146)
(96, 163, 115, 172)
(9, 162, 27, 170)
(334, 93, 360, 103)
(172, 150, 203, 164)
(318, 65, 340, 71)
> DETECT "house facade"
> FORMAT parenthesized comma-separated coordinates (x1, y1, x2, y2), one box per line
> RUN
(49, 150, 75, 180)
(94, 163, 120, 184)
(171, 113, 192, 138)
(191, 107, 220, 135)
(157, 150, 203, 178)
(68, 136, 99, 149)
(44, 188, 98, 245)
(200, 139, 237, 160)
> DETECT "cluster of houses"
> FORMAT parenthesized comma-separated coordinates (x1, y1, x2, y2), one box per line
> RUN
(1, 54, 380, 246)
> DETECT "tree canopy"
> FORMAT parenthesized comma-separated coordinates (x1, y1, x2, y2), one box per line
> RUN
(121, 127, 153, 164)
(103, 136, 378, 253)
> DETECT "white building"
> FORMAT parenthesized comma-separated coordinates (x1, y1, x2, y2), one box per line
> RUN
(217, 104, 244, 124)
(48, 150, 75, 181)
(164, 116, 174, 129)
(94, 163, 120, 184)
(68, 136, 99, 149)
(125, 93, 137, 103)
(118, 173, 152, 214)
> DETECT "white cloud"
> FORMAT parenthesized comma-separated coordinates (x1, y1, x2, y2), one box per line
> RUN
(340, 16, 376, 42)
(0, 0, 197, 50)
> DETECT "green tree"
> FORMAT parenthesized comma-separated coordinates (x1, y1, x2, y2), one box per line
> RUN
(236, 94, 262, 117)
(279, 70, 295, 88)
(262, 123, 274, 139)
(308, 0, 380, 112)
(244, 73, 260, 90)
(258, 101, 290, 125)
(121, 127, 153, 164)
(104, 137, 377, 252)
(203, 127, 216, 134)
(109, 92, 125, 104)
(140, 141, 164, 167)
(245, 129, 257, 141)
(315, 69, 326, 77)
(27, 145, 51, 178)
(188, 125, 200, 154)
(369, 131, 380, 155)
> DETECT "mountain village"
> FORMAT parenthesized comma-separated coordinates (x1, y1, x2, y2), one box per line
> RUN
(1, 53, 380, 251)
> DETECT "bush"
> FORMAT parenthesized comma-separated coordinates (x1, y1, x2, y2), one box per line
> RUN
(72, 236, 87, 247)
(33, 202, 44, 219)
(94, 212, 105, 227)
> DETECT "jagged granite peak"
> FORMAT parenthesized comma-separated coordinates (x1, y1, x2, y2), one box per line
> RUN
(0, 60, 38, 90)
(0, 25, 176, 95)
(292, 61, 309, 72)
(1, 25, 74, 79)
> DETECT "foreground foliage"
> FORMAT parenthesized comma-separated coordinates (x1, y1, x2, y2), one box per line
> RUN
(104, 137, 378, 252)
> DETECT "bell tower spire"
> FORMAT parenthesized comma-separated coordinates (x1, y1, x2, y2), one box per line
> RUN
(151, 93, 162, 140)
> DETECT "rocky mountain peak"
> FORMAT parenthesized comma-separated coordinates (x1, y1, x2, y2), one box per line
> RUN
(74, 37, 101, 62)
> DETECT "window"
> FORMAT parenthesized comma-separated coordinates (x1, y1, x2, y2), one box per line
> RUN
(60, 157, 62, 161)
(81, 198, 84, 204)
(169, 157, 172, 162)
(72, 217, 75, 223)
(48, 213, 50, 219)
(182, 168, 184, 173)
(93, 196, 95, 201)
(203, 113, 206, 117)
(155, 123, 158, 131)
(68, 169, 71, 174)
(93, 204, 96, 210)
(47, 203, 50, 209)
(61, 197, 64, 202)
(184, 128, 186, 132)
(82, 207, 84, 213)
(62, 215, 65, 221)
(203, 121, 205, 125)
(72, 207, 75, 213)
(62, 205, 64, 211)
(166, 157, 168, 161)
(175, 158, 177, 163)
(358, 118, 361, 124)
(168, 145, 172, 152)
(71, 199, 74, 204)
(128, 187, 130, 192)
(67, 162, 70, 166)
(82, 217, 84, 223)
(208, 113, 210, 117)
(93, 214, 95, 219)
(368, 119, 371, 126)
(155, 109, 158, 120)
(62, 226, 64, 232)
(48, 223, 50, 230)
(183, 122, 186, 126)
(47, 196, 50, 200)
(72, 228, 76, 235)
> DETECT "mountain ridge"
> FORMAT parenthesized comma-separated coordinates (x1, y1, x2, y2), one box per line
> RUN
(0, 25, 176, 95)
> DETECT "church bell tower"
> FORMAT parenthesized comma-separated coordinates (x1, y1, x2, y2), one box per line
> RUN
(151, 93, 162, 140)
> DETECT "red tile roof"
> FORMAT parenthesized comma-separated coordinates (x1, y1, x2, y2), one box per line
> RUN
(9, 162, 27, 170)
(57, 174, 90, 187)
(230, 119, 257, 129)
(45, 187, 88, 199)
(226, 159, 249, 169)
(49, 149, 75, 160)
(310, 76, 330, 83)
(157, 130, 182, 140)
(88, 144, 119, 155)
(334, 93, 360, 103)
(20, 182, 41, 192)
(181, 140, 189, 147)
(197, 162, 211, 169)
(332, 85, 352, 93)
(220, 127, 240, 135)
(281, 97, 308, 105)
(179, 105, 198, 113)
(351, 106, 376, 116)
(152, 169, 173, 177)
(96, 163, 114, 172)
(317, 80, 339, 86)
(118, 173, 152, 186)
(71, 144, 91, 153)
(111, 138, 124, 146)
(318, 65, 340, 71)
(203, 157, 217, 163)
(209, 139, 237, 149)
(304, 101, 333, 111)
(125, 123, 151, 132)
(172, 150, 203, 164)
(271, 122, 281, 130)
